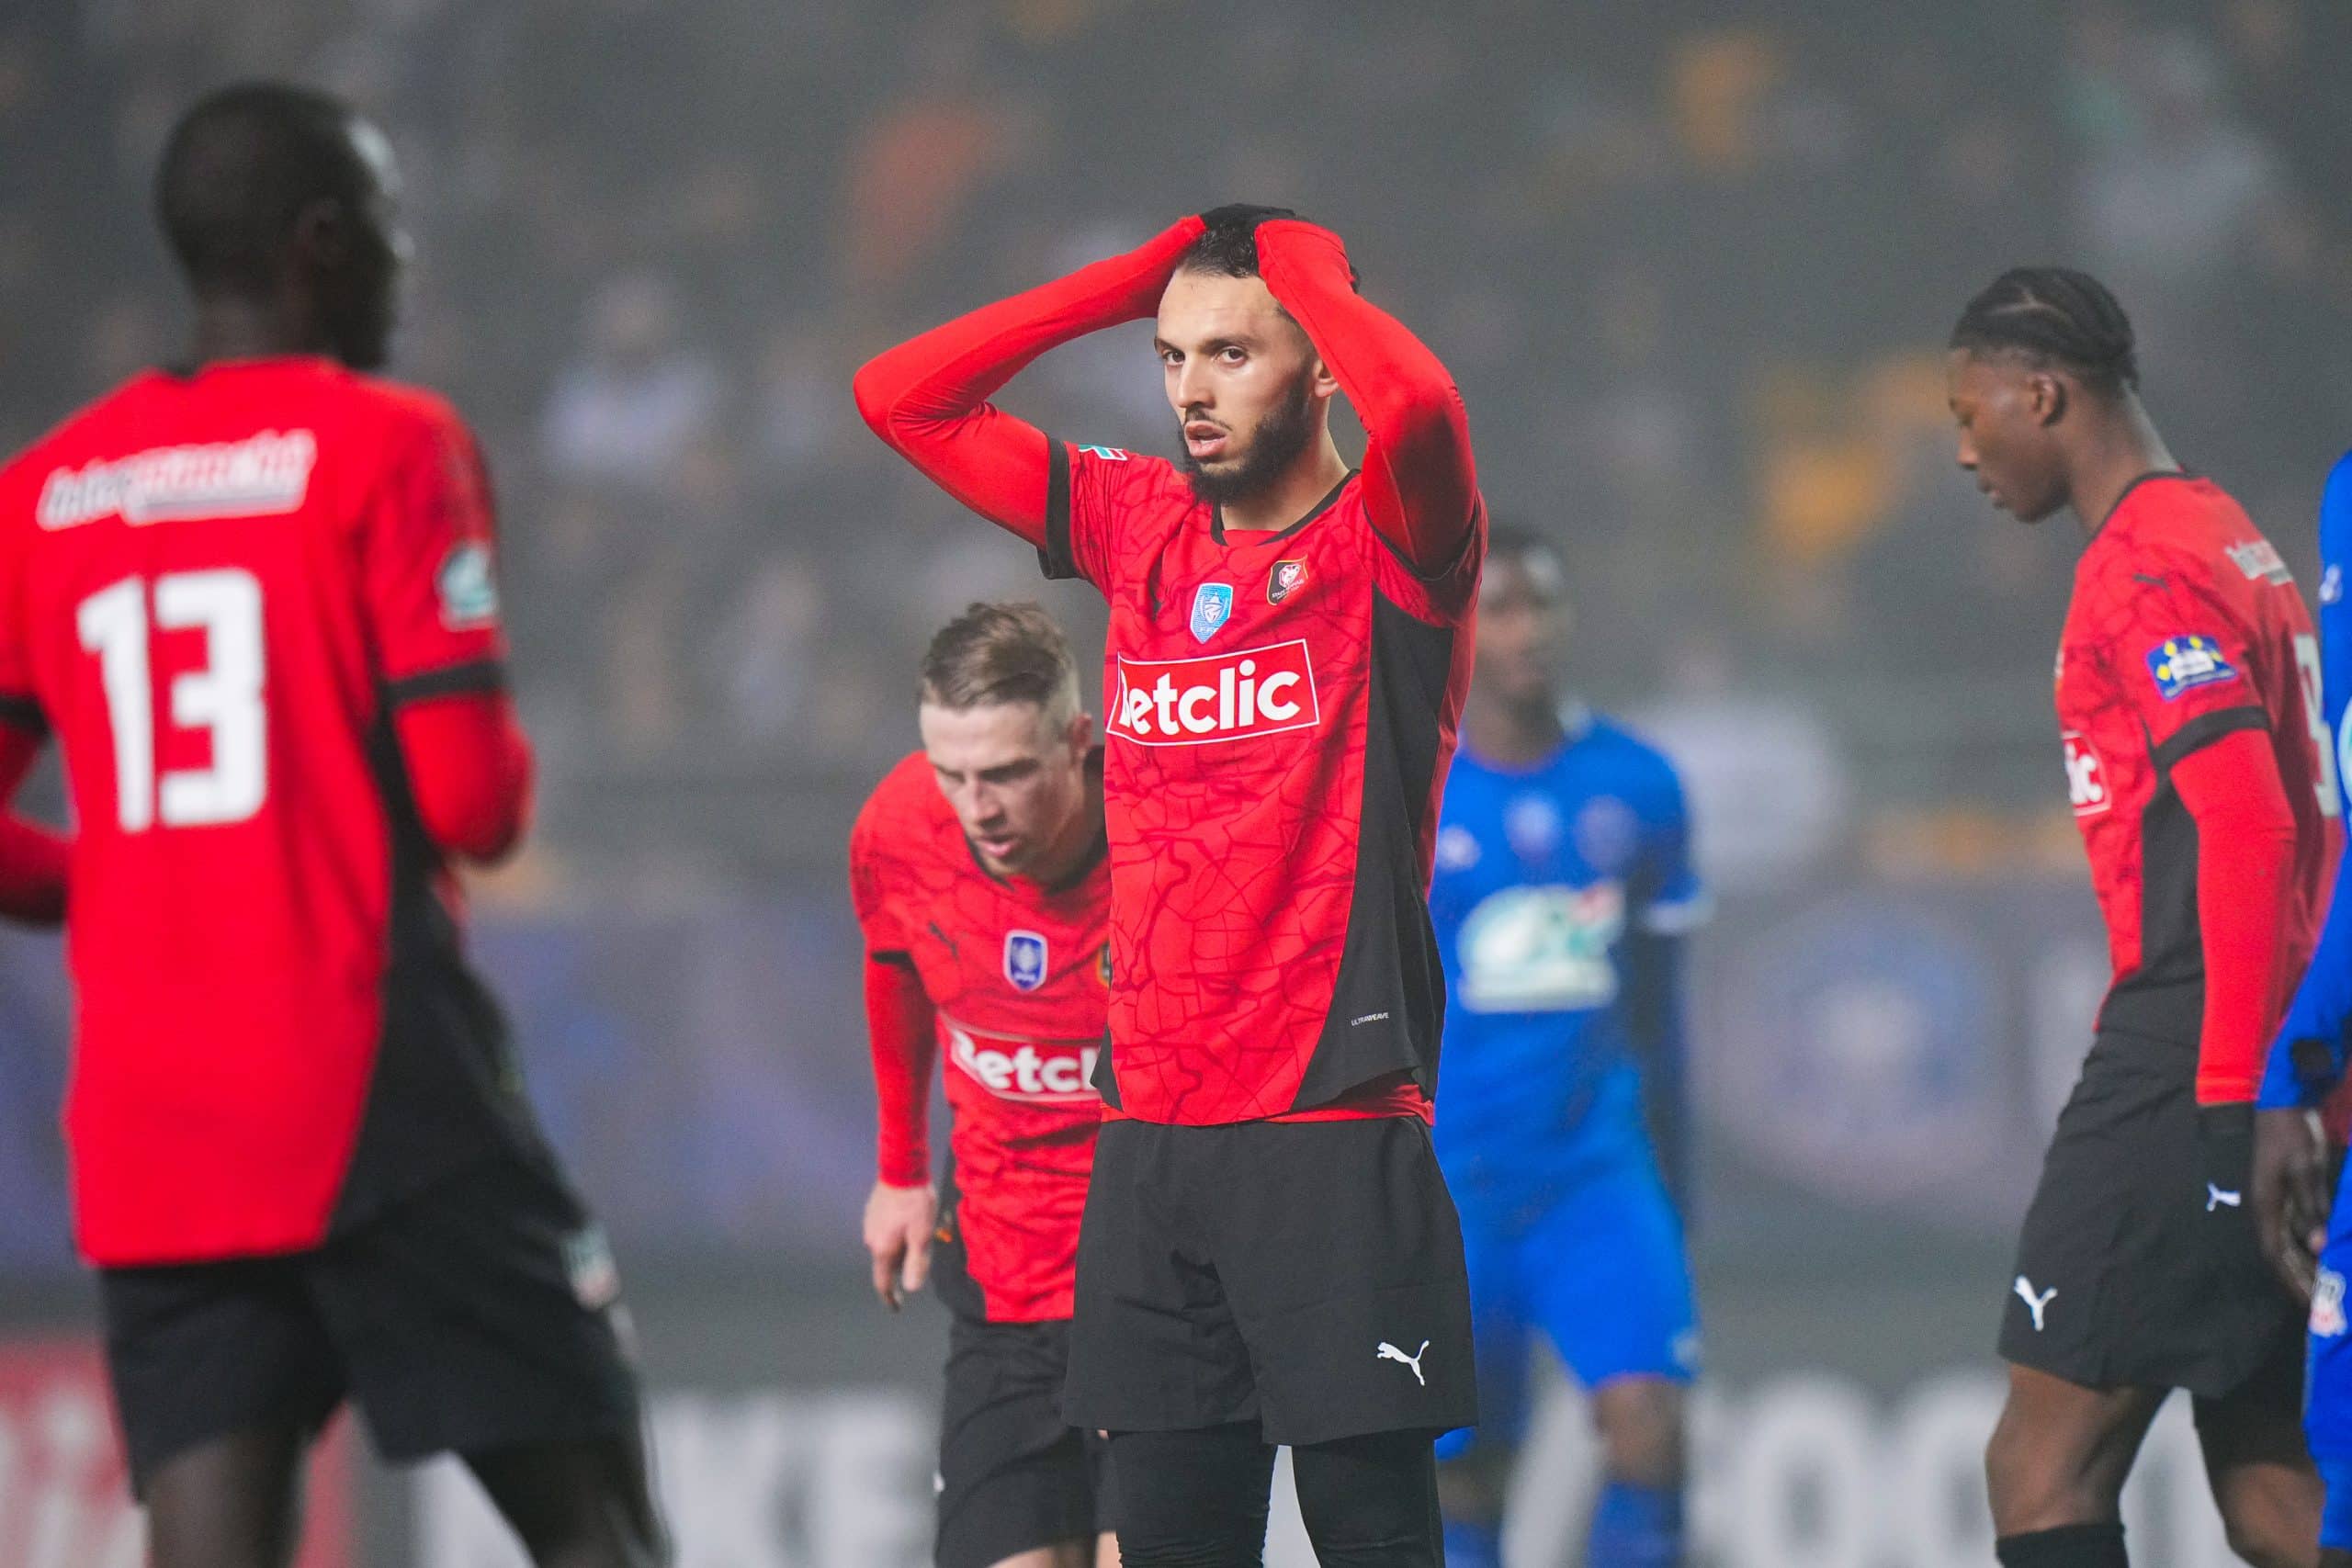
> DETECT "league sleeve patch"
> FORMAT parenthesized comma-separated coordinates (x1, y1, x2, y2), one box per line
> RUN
(1078, 445, 1130, 461)
(436, 541, 500, 629)
(2144, 634, 2239, 701)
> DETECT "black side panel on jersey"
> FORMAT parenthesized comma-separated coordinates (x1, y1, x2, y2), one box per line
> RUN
(2098, 773, 2205, 1048)
(1039, 439, 1078, 581)
(331, 713, 555, 1232)
(1290, 591, 1455, 1111)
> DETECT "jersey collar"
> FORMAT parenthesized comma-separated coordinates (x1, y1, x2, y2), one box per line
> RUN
(1208, 469, 1358, 547)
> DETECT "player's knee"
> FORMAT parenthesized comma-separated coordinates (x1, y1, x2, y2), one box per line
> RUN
(1592, 1377, 1685, 1488)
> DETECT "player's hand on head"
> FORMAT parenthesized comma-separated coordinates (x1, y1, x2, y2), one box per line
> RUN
(2252, 1106, 2331, 1300)
(863, 1179, 939, 1311)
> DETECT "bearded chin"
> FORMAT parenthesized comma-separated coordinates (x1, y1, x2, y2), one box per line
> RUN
(1182, 378, 1317, 507)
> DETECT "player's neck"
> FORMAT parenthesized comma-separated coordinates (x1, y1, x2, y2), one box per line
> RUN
(1217, 438, 1351, 536)
(1463, 694, 1566, 768)
(2066, 403, 2177, 538)
(1026, 772, 1106, 888)
(187, 296, 338, 370)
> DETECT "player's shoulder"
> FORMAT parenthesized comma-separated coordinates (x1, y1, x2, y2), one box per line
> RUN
(1067, 440, 1190, 510)
(0, 372, 170, 494)
(2322, 450, 2352, 563)
(1570, 713, 1688, 808)
(852, 751, 951, 862)
(322, 367, 479, 452)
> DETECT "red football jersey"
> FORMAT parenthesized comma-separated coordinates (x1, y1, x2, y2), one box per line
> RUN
(848, 750, 1109, 1322)
(1045, 450, 1480, 1124)
(2057, 473, 2338, 1043)
(0, 357, 537, 1266)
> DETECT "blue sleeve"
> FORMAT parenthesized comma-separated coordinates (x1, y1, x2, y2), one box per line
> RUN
(2259, 451, 2352, 1110)
(1636, 761, 1710, 938)
(1624, 750, 1703, 1211)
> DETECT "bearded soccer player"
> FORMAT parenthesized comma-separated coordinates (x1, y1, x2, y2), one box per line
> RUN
(1950, 267, 2336, 1568)
(856, 207, 1484, 1562)
(851, 603, 1116, 1568)
(0, 85, 663, 1568)
(1427, 526, 1701, 1568)
(2253, 449, 2352, 1566)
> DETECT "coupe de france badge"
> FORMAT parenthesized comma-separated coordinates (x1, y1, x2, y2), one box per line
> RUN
(2146, 634, 2238, 701)
(1004, 931, 1048, 992)
(1190, 582, 1235, 642)
(1268, 559, 1307, 604)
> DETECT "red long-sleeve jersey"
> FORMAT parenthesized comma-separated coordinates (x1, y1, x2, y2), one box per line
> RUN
(2056, 472, 2339, 1102)
(849, 751, 1110, 1322)
(857, 217, 1486, 1124)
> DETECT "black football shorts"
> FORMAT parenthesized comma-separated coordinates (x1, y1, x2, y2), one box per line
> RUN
(101, 1155, 644, 1495)
(937, 1314, 1114, 1568)
(2000, 1027, 2303, 1402)
(1064, 1114, 1476, 1445)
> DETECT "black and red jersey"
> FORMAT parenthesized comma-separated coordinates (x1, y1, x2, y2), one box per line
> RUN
(0, 357, 538, 1266)
(849, 751, 1109, 1321)
(2057, 472, 2338, 1058)
(1045, 450, 1476, 1122)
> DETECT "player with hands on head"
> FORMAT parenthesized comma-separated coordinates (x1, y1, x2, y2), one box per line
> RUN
(860, 203, 1484, 1566)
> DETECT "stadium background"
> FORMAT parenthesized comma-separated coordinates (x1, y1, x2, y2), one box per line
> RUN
(3, 0, 2351, 1562)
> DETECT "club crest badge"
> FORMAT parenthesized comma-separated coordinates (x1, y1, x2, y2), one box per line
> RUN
(1190, 582, 1235, 642)
(1004, 931, 1047, 992)
(1269, 558, 1307, 604)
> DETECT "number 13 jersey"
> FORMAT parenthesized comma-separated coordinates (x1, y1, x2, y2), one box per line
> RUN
(0, 356, 540, 1266)
(2056, 471, 2339, 1044)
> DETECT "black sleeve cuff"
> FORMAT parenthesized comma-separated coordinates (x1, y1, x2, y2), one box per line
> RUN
(2152, 705, 2267, 773)
(1039, 437, 1080, 581)
(385, 659, 508, 706)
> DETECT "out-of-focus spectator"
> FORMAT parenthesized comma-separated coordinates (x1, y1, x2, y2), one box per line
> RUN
(540, 273, 720, 489)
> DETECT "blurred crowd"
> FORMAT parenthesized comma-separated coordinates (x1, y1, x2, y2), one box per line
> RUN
(2, 0, 2349, 889)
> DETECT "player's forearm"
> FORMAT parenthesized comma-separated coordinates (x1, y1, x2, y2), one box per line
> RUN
(393, 693, 534, 864)
(1253, 220, 1479, 576)
(853, 217, 1205, 545)
(2176, 728, 2301, 1104)
(864, 953, 938, 1185)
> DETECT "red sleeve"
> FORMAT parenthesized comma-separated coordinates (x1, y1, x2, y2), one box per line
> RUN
(364, 403, 509, 702)
(1253, 220, 1482, 581)
(852, 216, 1205, 548)
(392, 691, 534, 863)
(2171, 726, 2299, 1104)
(865, 951, 938, 1187)
(0, 722, 64, 925)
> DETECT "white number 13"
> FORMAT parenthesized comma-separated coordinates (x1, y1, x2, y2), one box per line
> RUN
(77, 570, 266, 831)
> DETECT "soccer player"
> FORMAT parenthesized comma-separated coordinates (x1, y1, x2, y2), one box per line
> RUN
(2252, 449, 2352, 1567)
(0, 85, 664, 1567)
(1949, 266, 2336, 1568)
(1426, 525, 1700, 1568)
(850, 602, 1116, 1568)
(856, 206, 1485, 1563)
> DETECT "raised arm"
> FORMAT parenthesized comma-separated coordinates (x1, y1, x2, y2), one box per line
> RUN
(1254, 219, 1480, 577)
(853, 217, 1205, 547)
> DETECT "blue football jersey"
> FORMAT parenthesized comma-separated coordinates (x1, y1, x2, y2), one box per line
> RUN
(1429, 709, 1706, 1194)
(2261, 451, 2352, 1110)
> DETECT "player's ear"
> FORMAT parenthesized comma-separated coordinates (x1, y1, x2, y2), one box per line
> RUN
(2029, 370, 2067, 427)
(1308, 353, 1340, 404)
(1066, 708, 1094, 757)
